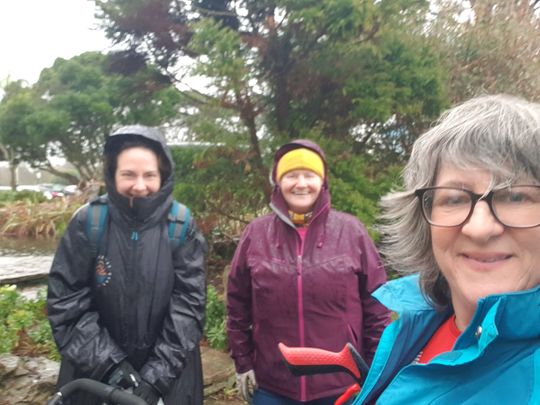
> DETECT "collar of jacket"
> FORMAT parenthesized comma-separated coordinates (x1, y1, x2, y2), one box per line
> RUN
(358, 275, 540, 403)
(106, 187, 174, 229)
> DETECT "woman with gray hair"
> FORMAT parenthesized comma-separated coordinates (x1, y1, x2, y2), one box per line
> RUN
(351, 94, 540, 404)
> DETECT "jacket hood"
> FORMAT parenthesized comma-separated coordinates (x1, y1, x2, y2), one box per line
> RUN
(373, 274, 433, 314)
(270, 139, 331, 221)
(103, 125, 174, 222)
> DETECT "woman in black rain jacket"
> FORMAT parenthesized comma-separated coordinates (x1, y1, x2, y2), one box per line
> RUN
(47, 125, 207, 404)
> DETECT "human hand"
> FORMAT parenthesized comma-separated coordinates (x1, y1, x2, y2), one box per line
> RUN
(106, 360, 141, 389)
(133, 379, 161, 405)
(236, 369, 258, 404)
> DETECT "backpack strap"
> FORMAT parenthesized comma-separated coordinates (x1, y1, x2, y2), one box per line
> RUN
(86, 199, 109, 257)
(168, 200, 191, 251)
(86, 198, 190, 256)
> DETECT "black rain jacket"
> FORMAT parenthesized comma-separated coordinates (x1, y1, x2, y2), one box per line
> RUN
(47, 125, 207, 404)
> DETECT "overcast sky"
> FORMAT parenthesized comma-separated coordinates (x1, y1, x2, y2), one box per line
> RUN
(0, 0, 113, 84)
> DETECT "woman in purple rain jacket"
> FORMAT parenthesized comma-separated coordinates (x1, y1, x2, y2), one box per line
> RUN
(227, 140, 391, 405)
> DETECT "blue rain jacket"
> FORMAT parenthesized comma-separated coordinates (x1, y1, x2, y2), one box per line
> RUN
(353, 275, 540, 404)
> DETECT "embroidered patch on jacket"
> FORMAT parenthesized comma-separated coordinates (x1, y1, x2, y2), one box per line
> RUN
(95, 255, 112, 287)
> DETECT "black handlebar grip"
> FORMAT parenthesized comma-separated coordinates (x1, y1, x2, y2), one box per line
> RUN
(47, 378, 148, 405)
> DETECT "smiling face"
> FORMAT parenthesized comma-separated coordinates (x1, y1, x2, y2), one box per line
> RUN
(279, 169, 323, 214)
(114, 146, 161, 204)
(431, 163, 540, 329)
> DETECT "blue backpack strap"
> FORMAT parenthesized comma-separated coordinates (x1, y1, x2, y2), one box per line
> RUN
(86, 197, 109, 257)
(168, 200, 191, 251)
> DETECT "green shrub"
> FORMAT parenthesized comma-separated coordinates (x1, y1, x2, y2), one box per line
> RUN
(204, 285, 228, 351)
(0, 190, 46, 205)
(0, 285, 59, 360)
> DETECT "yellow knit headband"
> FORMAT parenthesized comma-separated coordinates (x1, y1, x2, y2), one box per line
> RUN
(276, 148, 325, 181)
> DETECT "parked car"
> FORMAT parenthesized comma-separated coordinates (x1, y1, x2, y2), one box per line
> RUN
(62, 184, 79, 196)
(38, 184, 65, 199)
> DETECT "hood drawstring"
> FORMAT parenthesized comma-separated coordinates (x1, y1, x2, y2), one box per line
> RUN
(317, 229, 325, 248)
(316, 210, 328, 248)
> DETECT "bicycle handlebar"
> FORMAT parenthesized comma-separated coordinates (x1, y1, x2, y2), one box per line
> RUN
(47, 378, 148, 405)
(278, 342, 369, 385)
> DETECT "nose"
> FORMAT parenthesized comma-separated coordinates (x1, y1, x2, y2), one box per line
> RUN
(133, 176, 146, 191)
(295, 175, 308, 187)
(461, 200, 504, 241)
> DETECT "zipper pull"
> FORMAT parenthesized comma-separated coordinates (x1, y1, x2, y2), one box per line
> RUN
(131, 231, 139, 241)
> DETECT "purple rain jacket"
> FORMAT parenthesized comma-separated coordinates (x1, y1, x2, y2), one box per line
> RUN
(226, 140, 391, 401)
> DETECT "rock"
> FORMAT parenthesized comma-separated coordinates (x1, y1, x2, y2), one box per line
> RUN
(0, 256, 52, 284)
(0, 354, 20, 377)
(201, 345, 235, 385)
(0, 354, 58, 405)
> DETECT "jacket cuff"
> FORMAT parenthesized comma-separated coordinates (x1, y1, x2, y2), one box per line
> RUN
(91, 356, 121, 381)
(234, 355, 253, 373)
(140, 364, 170, 395)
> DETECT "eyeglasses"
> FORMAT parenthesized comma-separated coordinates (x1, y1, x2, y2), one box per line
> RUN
(415, 186, 540, 228)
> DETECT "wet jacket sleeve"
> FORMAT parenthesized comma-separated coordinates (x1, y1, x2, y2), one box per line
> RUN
(47, 207, 126, 379)
(226, 225, 254, 373)
(358, 232, 392, 365)
(139, 218, 207, 394)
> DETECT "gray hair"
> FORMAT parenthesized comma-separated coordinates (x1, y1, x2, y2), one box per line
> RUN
(379, 94, 540, 308)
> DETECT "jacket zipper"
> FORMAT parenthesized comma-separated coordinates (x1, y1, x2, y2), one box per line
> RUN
(296, 231, 306, 401)
(295, 202, 329, 402)
(125, 229, 139, 341)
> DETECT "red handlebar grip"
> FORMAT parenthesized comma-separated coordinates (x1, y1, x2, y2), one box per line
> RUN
(278, 342, 361, 379)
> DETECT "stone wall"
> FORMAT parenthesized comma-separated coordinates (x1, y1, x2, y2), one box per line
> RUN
(0, 346, 238, 405)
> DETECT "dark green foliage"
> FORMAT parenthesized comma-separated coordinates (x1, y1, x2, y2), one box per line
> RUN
(94, 0, 448, 227)
(330, 157, 389, 228)
(171, 144, 269, 237)
(313, 137, 404, 237)
(204, 285, 228, 351)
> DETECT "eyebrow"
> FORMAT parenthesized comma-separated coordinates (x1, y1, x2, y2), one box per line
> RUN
(118, 169, 159, 174)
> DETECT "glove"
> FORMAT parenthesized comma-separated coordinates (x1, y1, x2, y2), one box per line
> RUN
(106, 360, 141, 389)
(236, 369, 257, 404)
(133, 380, 161, 405)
